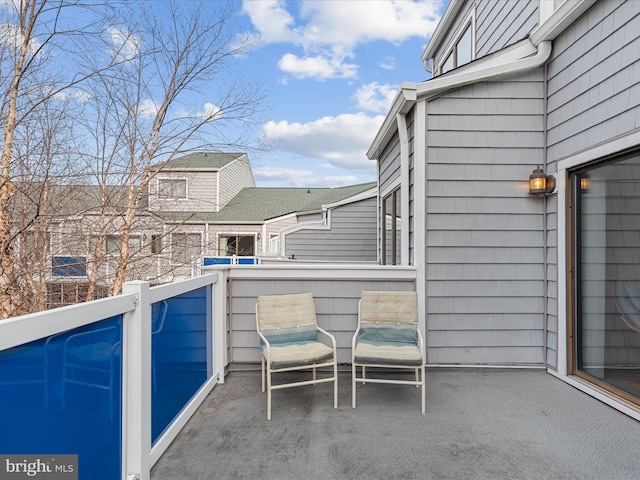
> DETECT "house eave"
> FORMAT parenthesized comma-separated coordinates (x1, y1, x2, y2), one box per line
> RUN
(420, 0, 465, 72)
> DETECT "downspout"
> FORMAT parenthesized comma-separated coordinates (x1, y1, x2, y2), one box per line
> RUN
(396, 114, 410, 266)
(542, 62, 549, 367)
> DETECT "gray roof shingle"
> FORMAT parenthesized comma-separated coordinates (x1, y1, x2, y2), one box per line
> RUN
(155, 182, 377, 223)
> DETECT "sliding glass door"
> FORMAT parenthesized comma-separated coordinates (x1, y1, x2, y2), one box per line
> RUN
(572, 151, 640, 404)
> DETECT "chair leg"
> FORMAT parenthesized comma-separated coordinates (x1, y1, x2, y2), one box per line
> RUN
(415, 367, 419, 387)
(333, 359, 338, 409)
(261, 355, 265, 393)
(352, 363, 356, 409)
(313, 366, 317, 384)
(421, 365, 426, 414)
(266, 363, 272, 421)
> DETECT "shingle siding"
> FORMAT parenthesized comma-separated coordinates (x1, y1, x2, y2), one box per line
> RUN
(547, 0, 640, 163)
(425, 69, 546, 366)
(475, 0, 538, 57)
(283, 197, 377, 262)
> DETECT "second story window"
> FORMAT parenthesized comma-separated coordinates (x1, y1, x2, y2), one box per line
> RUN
(382, 187, 401, 265)
(441, 21, 473, 74)
(158, 178, 186, 199)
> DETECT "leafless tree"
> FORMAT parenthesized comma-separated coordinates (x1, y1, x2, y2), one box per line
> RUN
(0, 0, 266, 317)
(74, 0, 265, 296)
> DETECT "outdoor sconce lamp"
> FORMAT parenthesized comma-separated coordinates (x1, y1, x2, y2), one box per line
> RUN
(529, 166, 556, 195)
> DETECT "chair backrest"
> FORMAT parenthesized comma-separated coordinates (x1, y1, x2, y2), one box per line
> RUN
(256, 293, 318, 345)
(357, 291, 419, 347)
(358, 290, 418, 326)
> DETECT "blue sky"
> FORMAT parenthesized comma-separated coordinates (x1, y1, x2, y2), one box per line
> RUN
(233, 0, 448, 188)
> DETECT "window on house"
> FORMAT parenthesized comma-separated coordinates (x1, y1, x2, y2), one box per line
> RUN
(172, 233, 201, 263)
(219, 235, 255, 256)
(106, 235, 120, 255)
(150, 234, 162, 254)
(441, 22, 473, 74)
(382, 188, 401, 265)
(571, 149, 640, 407)
(158, 179, 187, 199)
(52, 256, 87, 277)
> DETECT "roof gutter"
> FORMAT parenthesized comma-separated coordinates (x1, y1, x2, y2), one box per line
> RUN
(368, 0, 596, 161)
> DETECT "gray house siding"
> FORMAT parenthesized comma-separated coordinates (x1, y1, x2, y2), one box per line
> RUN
(225, 270, 416, 364)
(545, 0, 640, 370)
(283, 197, 377, 262)
(218, 155, 255, 210)
(546, 0, 640, 163)
(424, 70, 546, 365)
(475, 0, 538, 58)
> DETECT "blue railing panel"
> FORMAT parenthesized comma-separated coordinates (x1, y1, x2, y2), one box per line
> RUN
(0, 316, 123, 480)
(152, 286, 211, 444)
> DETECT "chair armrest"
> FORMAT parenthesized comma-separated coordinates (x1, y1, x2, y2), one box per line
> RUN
(256, 329, 272, 356)
(316, 326, 337, 350)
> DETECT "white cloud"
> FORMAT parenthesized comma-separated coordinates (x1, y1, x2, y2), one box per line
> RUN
(107, 26, 141, 62)
(296, 0, 444, 49)
(199, 102, 222, 119)
(136, 98, 158, 117)
(241, 0, 445, 80)
(278, 53, 357, 80)
(379, 56, 396, 71)
(354, 82, 397, 113)
(260, 113, 383, 171)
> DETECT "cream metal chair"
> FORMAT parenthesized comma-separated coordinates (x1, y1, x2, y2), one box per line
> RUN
(352, 290, 425, 414)
(256, 292, 338, 420)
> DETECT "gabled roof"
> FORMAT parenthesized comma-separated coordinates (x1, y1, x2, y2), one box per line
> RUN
(155, 182, 377, 224)
(157, 152, 245, 171)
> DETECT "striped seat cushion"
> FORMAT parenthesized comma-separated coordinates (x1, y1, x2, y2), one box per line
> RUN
(263, 341, 334, 369)
(261, 324, 317, 346)
(357, 326, 417, 346)
(354, 342, 422, 366)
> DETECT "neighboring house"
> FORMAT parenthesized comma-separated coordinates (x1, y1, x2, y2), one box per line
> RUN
(368, 0, 640, 412)
(17, 151, 377, 292)
(265, 183, 377, 263)
(156, 182, 377, 268)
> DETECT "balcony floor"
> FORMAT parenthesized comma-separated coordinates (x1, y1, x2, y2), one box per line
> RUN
(151, 368, 640, 480)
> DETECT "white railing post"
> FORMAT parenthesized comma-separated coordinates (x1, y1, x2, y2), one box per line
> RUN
(122, 281, 151, 480)
(211, 270, 227, 383)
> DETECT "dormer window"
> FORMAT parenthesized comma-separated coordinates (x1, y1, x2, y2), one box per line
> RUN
(441, 21, 473, 74)
(158, 178, 186, 199)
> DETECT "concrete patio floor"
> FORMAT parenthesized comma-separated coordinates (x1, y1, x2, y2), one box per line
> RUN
(151, 368, 640, 480)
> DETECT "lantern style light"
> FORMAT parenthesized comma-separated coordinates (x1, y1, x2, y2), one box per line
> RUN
(529, 166, 555, 195)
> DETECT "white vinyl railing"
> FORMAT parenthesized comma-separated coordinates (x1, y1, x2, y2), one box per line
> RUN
(0, 273, 223, 480)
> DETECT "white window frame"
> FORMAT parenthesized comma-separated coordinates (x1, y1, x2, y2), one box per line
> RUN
(157, 178, 187, 200)
(437, 9, 476, 75)
(555, 130, 640, 421)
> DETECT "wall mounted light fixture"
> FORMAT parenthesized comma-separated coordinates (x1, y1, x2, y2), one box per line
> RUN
(529, 166, 556, 195)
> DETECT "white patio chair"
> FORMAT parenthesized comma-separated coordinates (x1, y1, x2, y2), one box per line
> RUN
(352, 290, 425, 414)
(256, 292, 338, 420)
